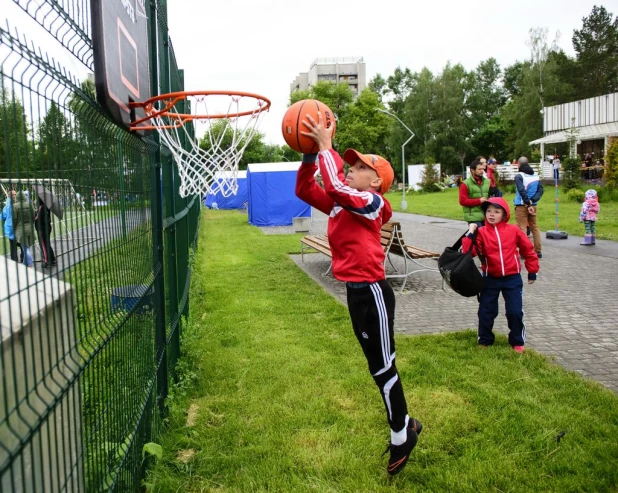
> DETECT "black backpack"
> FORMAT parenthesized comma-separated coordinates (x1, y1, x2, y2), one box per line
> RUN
(438, 232, 485, 297)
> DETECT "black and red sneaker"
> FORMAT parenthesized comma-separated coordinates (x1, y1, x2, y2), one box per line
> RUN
(383, 418, 422, 476)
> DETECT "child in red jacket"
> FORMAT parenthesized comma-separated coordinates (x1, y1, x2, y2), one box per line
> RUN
(296, 112, 421, 475)
(462, 197, 539, 353)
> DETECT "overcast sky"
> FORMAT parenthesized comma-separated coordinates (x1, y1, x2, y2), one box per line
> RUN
(166, 0, 603, 146)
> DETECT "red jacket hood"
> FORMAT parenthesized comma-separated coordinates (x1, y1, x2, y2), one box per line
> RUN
(482, 197, 511, 222)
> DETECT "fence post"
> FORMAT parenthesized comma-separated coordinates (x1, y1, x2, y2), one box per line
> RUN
(148, 0, 168, 413)
(159, 0, 182, 371)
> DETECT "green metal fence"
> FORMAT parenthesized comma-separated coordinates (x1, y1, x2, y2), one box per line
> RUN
(0, 1, 200, 491)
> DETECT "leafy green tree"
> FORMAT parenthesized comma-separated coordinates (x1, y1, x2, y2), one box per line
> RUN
(334, 89, 390, 159)
(467, 58, 506, 128)
(386, 67, 414, 114)
(401, 68, 434, 165)
(38, 101, 75, 174)
(428, 63, 472, 174)
(0, 83, 32, 179)
(470, 115, 508, 160)
(503, 61, 528, 99)
(289, 81, 354, 121)
(368, 74, 388, 101)
(604, 138, 618, 191)
(198, 122, 270, 170)
(572, 5, 618, 98)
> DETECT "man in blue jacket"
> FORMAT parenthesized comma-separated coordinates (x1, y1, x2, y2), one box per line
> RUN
(1, 189, 19, 261)
(514, 157, 544, 258)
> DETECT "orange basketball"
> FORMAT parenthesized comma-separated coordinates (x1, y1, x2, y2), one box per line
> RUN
(281, 99, 336, 154)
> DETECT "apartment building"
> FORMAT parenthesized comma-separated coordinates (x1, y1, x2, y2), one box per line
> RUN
(290, 57, 366, 98)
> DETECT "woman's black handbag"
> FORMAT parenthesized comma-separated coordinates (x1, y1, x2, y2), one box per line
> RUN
(438, 232, 485, 297)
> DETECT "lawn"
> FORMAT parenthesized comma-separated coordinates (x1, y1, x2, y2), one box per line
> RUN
(145, 210, 618, 493)
(385, 187, 618, 241)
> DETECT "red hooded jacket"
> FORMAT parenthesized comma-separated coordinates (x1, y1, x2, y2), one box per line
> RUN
(462, 197, 539, 280)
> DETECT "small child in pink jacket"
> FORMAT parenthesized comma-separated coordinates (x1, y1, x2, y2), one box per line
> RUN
(579, 189, 600, 246)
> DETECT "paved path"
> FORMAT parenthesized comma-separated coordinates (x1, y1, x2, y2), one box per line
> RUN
(285, 209, 618, 393)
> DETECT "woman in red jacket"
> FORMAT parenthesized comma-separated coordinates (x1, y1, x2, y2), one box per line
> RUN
(462, 197, 539, 353)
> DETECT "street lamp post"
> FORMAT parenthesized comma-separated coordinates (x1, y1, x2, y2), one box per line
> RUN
(377, 109, 414, 211)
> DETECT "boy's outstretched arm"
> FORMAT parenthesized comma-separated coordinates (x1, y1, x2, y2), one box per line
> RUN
(295, 154, 334, 215)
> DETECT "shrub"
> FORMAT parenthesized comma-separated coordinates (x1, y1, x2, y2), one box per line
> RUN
(566, 188, 585, 202)
(562, 157, 581, 191)
(418, 163, 441, 193)
(605, 139, 618, 192)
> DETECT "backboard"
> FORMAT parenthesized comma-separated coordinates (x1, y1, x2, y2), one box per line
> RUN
(91, 0, 150, 130)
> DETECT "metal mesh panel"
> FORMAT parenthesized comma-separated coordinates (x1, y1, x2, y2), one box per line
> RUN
(1, 1, 199, 491)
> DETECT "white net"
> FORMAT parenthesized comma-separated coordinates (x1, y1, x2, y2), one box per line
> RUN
(144, 92, 269, 198)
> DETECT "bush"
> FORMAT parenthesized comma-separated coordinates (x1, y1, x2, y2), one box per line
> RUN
(605, 139, 618, 192)
(418, 163, 441, 193)
(562, 157, 582, 191)
(566, 188, 585, 202)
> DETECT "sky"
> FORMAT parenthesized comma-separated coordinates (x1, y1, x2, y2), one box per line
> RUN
(0, 0, 605, 146)
(166, 0, 603, 146)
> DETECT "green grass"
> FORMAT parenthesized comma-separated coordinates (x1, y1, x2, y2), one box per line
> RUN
(146, 210, 618, 492)
(385, 188, 618, 241)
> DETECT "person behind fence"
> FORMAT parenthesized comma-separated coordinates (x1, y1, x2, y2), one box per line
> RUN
(463, 198, 539, 353)
(12, 191, 36, 268)
(459, 159, 490, 228)
(514, 157, 544, 258)
(1, 189, 21, 262)
(295, 112, 422, 476)
(579, 189, 600, 246)
(35, 197, 57, 268)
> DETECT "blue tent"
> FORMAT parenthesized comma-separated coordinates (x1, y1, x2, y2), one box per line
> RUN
(203, 171, 248, 209)
(247, 162, 311, 227)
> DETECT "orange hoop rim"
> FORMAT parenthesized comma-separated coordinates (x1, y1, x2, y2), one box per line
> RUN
(129, 90, 271, 130)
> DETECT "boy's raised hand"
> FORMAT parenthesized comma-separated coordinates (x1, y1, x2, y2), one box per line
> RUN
(300, 112, 333, 152)
(468, 223, 478, 234)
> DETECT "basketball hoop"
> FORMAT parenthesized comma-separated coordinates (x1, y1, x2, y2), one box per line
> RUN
(129, 91, 271, 198)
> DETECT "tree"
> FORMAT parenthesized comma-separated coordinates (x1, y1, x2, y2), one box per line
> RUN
(401, 68, 434, 165)
(289, 81, 354, 121)
(335, 89, 390, 161)
(526, 27, 560, 109)
(368, 74, 388, 101)
(605, 138, 618, 192)
(428, 63, 472, 174)
(0, 83, 32, 179)
(572, 5, 618, 98)
(467, 58, 506, 127)
(38, 101, 74, 175)
(503, 61, 529, 99)
(470, 115, 508, 160)
(386, 67, 414, 114)
(199, 122, 270, 170)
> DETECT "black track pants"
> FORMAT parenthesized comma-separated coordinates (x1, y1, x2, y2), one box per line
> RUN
(346, 280, 408, 432)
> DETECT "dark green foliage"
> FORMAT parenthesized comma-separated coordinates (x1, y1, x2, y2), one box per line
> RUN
(562, 157, 582, 191)
(566, 188, 585, 202)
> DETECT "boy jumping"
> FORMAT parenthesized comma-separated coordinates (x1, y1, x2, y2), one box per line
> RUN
(296, 112, 422, 475)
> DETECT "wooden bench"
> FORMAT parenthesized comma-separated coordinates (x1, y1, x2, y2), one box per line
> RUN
(300, 221, 442, 292)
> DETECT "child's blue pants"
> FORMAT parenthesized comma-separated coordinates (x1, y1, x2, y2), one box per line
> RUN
(478, 274, 526, 347)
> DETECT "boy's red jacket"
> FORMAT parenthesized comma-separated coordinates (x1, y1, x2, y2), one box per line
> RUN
(461, 197, 539, 279)
(295, 149, 392, 283)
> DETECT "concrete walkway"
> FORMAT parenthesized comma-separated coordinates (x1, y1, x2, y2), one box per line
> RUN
(286, 209, 618, 394)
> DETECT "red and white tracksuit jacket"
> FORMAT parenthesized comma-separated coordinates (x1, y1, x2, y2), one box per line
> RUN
(295, 149, 392, 283)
